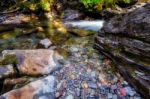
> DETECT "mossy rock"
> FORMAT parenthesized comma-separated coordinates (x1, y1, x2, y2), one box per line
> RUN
(57, 48, 70, 59)
(68, 28, 96, 37)
(0, 54, 17, 65)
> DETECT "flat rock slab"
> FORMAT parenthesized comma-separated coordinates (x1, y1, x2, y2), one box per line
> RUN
(0, 75, 55, 99)
(2, 49, 61, 76)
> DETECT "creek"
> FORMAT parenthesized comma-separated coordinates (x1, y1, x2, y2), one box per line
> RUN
(0, 14, 142, 98)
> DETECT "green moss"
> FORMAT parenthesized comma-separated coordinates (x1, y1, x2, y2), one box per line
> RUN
(19, 0, 54, 13)
(69, 28, 96, 37)
(39, 0, 51, 12)
(36, 32, 46, 39)
(57, 48, 70, 59)
(0, 28, 24, 40)
(65, 37, 78, 45)
(0, 54, 17, 65)
(0, 31, 18, 40)
(87, 47, 95, 58)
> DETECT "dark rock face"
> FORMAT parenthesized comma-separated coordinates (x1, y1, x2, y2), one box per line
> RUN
(95, 3, 150, 98)
(55, 0, 82, 14)
(63, 9, 84, 21)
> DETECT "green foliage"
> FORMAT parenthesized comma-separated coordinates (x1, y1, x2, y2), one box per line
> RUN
(80, 0, 131, 10)
(0, 0, 55, 12)
(80, 0, 102, 8)
(39, 0, 50, 11)
(38, 0, 54, 11)
(20, 0, 54, 12)
(123, 0, 131, 3)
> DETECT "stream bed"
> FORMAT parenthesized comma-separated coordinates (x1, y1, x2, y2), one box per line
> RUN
(0, 14, 142, 99)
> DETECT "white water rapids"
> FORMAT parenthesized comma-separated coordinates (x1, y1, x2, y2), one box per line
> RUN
(65, 20, 105, 32)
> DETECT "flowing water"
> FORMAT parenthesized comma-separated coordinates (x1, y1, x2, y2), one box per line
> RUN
(65, 20, 104, 31)
(0, 15, 142, 98)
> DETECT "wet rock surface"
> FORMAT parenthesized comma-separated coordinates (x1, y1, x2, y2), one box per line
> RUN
(0, 4, 145, 98)
(0, 13, 38, 24)
(52, 37, 141, 99)
(1, 75, 55, 99)
(95, 3, 150, 98)
(0, 36, 142, 99)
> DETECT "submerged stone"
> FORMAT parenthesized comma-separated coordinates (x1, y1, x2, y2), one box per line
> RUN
(65, 94, 74, 99)
(39, 38, 52, 48)
(107, 93, 113, 99)
(88, 81, 97, 89)
(68, 28, 95, 37)
(124, 87, 136, 96)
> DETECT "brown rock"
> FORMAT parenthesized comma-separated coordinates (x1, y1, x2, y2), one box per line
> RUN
(81, 82, 88, 89)
(2, 49, 61, 76)
(1, 77, 29, 94)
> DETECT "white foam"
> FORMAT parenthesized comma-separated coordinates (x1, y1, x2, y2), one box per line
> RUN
(66, 20, 104, 31)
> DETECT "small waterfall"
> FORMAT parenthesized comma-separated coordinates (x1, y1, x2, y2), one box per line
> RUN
(65, 20, 104, 31)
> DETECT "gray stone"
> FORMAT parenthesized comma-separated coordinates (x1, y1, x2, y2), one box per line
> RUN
(124, 87, 136, 96)
(90, 71, 96, 78)
(39, 38, 52, 48)
(107, 93, 113, 99)
(75, 88, 80, 97)
(0, 65, 15, 79)
(112, 94, 118, 99)
(70, 47, 79, 53)
(88, 82, 97, 89)
(65, 94, 74, 99)
(95, 3, 150, 98)
(135, 71, 145, 76)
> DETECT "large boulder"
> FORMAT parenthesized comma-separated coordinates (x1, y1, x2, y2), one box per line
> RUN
(2, 49, 61, 76)
(0, 75, 55, 99)
(95, 3, 150, 98)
